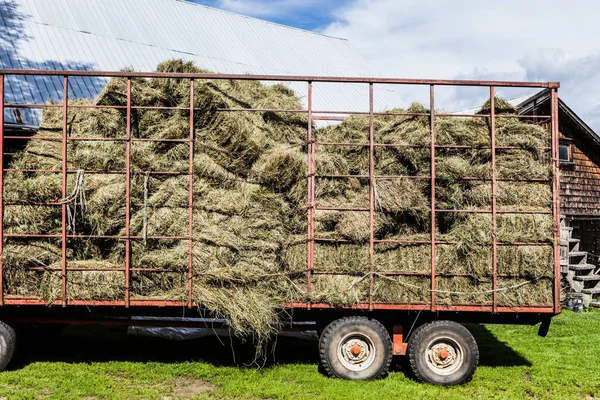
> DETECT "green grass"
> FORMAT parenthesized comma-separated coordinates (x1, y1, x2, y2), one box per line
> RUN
(0, 310, 598, 399)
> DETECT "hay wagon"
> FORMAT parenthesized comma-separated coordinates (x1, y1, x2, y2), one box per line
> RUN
(0, 68, 561, 385)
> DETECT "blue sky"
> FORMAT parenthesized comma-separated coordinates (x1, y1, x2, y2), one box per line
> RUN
(192, 0, 338, 31)
(197, 1, 600, 129)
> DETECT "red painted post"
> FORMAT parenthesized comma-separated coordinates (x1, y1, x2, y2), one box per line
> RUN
(306, 82, 314, 308)
(61, 76, 68, 307)
(551, 88, 561, 313)
(187, 79, 195, 308)
(125, 78, 131, 307)
(430, 85, 436, 311)
(490, 88, 498, 313)
(368, 83, 375, 311)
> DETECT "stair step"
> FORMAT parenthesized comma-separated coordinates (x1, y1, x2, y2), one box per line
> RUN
(569, 264, 596, 271)
(582, 288, 600, 294)
(573, 275, 600, 281)
(561, 227, 573, 232)
(569, 251, 588, 257)
(560, 238, 580, 245)
(590, 302, 600, 308)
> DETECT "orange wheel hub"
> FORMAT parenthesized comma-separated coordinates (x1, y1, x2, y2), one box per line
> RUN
(350, 345, 362, 357)
(437, 348, 449, 360)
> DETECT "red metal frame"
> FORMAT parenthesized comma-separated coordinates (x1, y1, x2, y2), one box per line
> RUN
(61, 76, 68, 307)
(187, 79, 195, 309)
(307, 81, 314, 309)
(490, 89, 498, 313)
(0, 69, 561, 315)
(429, 85, 436, 311)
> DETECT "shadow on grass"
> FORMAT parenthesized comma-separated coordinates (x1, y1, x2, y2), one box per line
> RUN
(11, 325, 320, 369)
(465, 324, 531, 368)
(11, 323, 530, 371)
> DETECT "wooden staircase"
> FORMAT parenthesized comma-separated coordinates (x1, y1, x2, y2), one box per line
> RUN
(561, 219, 600, 308)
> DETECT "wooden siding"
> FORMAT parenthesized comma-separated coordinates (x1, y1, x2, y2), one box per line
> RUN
(560, 131, 600, 216)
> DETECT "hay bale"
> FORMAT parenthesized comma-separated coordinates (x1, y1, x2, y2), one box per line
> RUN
(309, 274, 370, 306)
(40, 262, 125, 303)
(373, 275, 430, 304)
(497, 278, 553, 306)
(2, 59, 556, 349)
(374, 243, 431, 273)
(434, 277, 492, 306)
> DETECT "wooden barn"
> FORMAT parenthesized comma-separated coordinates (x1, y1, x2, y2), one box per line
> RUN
(516, 90, 600, 307)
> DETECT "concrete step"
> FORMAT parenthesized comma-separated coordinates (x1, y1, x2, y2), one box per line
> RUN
(569, 264, 596, 271)
(582, 288, 600, 295)
(569, 251, 588, 257)
(561, 227, 573, 231)
(590, 302, 600, 308)
(573, 275, 600, 282)
(560, 238, 580, 245)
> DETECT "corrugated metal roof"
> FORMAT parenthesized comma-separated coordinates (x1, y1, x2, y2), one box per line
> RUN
(0, 0, 405, 124)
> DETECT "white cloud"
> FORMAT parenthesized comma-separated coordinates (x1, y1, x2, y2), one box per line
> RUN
(321, 0, 600, 130)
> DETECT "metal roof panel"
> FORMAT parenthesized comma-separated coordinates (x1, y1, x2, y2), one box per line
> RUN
(2, 0, 405, 124)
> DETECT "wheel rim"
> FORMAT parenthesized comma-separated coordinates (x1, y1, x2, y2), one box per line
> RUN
(424, 337, 464, 376)
(337, 332, 376, 372)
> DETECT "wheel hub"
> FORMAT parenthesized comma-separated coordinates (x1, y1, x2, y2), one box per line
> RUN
(425, 338, 464, 376)
(338, 333, 376, 372)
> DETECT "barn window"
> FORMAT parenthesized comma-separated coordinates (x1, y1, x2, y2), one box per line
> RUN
(559, 144, 572, 163)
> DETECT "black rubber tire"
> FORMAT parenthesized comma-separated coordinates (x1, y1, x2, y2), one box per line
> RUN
(319, 316, 392, 381)
(0, 321, 16, 372)
(407, 320, 478, 386)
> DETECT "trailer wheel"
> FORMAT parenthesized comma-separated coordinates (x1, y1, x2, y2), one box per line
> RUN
(0, 321, 16, 371)
(319, 316, 392, 380)
(407, 320, 478, 386)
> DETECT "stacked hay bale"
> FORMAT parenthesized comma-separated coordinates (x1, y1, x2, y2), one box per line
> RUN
(2, 60, 555, 345)
(280, 101, 554, 307)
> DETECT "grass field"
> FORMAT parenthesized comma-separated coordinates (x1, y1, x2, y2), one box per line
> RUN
(0, 310, 597, 399)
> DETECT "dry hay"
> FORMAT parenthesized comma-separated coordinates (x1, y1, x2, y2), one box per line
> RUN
(2, 59, 556, 349)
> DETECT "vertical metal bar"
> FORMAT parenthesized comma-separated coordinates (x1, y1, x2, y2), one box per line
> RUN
(368, 83, 375, 311)
(430, 85, 436, 311)
(0, 74, 4, 306)
(490, 88, 498, 313)
(306, 82, 314, 308)
(187, 79, 194, 309)
(125, 78, 131, 308)
(61, 76, 68, 307)
(551, 88, 561, 313)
